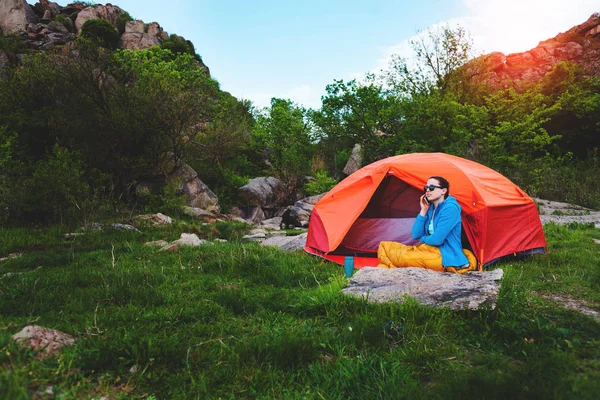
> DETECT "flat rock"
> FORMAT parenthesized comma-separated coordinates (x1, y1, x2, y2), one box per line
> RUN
(260, 232, 307, 252)
(343, 267, 504, 310)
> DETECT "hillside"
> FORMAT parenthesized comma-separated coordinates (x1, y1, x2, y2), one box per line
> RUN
(470, 13, 600, 89)
(0, 0, 209, 74)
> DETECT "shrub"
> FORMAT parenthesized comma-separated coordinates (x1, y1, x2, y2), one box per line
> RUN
(0, 33, 26, 55)
(303, 170, 337, 196)
(80, 18, 120, 49)
(21, 145, 91, 224)
(52, 14, 73, 32)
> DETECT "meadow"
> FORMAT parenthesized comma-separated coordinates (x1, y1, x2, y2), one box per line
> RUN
(0, 220, 599, 399)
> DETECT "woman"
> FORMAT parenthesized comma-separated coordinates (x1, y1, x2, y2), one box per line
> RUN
(377, 176, 476, 273)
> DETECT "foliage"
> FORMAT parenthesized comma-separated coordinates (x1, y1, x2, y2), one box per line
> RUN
(382, 24, 474, 97)
(80, 19, 120, 49)
(0, 33, 26, 56)
(0, 42, 221, 224)
(253, 98, 315, 192)
(303, 170, 337, 196)
(0, 222, 599, 398)
(51, 14, 73, 32)
(160, 34, 203, 62)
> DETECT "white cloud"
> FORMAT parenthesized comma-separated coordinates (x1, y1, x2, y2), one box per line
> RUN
(372, 0, 598, 80)
(461, 0, 599, 55)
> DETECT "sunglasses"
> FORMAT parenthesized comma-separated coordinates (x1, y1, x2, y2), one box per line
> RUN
(424, 185, 442, 192)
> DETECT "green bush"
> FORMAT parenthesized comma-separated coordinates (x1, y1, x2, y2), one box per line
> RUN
(303, 170, 337, 196)
(142, 180, 187, 217)
(52, 14, 73, 32)
(21, 145, 91, 224)
(0, 33, 26, 55)
(80, 18, 120, 49)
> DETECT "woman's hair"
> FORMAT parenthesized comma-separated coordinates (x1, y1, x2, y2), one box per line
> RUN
(429, 176, 449, 199)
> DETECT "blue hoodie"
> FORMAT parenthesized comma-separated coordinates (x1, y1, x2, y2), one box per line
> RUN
(411, 196, 469, 267)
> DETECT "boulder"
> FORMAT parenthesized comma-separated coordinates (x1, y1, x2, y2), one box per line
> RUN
(124, 19, 145, 34)
(238, 177, 286, 209)
(281, 194, 324, 228)
(74, 4, 124, 33)
(12, 325, 75, 359)
(343, 144, 362, 175)
(146, 22, 166, 39)
(120, 32, 161, 50)
(343, 267, 504, 310)
(168, 164, 220, 213)
(229, 205, 265, 225)
(0, 0, 36, 34)
(73, 6, 98, 32)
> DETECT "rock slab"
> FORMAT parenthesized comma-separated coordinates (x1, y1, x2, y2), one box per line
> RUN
(343, 267, 504, 310)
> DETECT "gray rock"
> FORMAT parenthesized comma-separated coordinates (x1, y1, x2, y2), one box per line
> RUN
(343, 143, 362, 175)
(261, 232, 307, 252)
(242, 228, 267, 241)
(239, 177, 286, 209)
(108, 223, 140, 232)
(172, 233, 204, 247)
(343, 267, 504, 310)
(260, 216, 283, 230)
(282, 194, 324, 228)
(168, 164, 220, 213)
(12, 325, 75, 360)
(229, 205, 265, 225)
(535, 197, 600, 228)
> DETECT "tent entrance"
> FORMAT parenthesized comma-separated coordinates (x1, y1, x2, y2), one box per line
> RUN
(330, 176, 423, 256)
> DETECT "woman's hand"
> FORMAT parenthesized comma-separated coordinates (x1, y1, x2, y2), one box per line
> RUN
(419, 194, 430, 216)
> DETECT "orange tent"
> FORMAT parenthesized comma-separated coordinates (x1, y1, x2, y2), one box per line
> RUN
(305, 152, 547, 268)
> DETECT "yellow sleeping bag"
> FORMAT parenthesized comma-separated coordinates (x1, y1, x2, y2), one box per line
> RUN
(377, 241, 478, 274)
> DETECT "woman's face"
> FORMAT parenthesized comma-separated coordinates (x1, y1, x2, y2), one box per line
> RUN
(425, 178, 446, 202)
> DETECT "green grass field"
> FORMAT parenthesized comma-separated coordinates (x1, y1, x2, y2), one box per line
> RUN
(1, 220, 599, 399)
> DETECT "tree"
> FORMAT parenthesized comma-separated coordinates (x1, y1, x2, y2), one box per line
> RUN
(253, 98, 314, 190)
(312, 78, 401, 173)
(382, 24, 474, 97)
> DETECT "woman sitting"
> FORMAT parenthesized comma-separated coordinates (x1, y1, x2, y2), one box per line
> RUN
(377, 176, 477, 273)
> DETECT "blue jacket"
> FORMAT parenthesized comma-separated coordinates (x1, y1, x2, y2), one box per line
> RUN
(411, 196, 468, 267)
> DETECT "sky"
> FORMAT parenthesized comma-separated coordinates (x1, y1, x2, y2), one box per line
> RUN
(75, 0, 598, 109)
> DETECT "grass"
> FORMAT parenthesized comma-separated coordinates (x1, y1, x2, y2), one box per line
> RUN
(0, 220, 599, 399)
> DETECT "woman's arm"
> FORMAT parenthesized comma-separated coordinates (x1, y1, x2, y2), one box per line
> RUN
(419, 204, 460, 246)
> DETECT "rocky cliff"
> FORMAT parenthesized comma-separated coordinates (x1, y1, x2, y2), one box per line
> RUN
(470, 13, 600, 90)
(0, 1, 209, 74)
